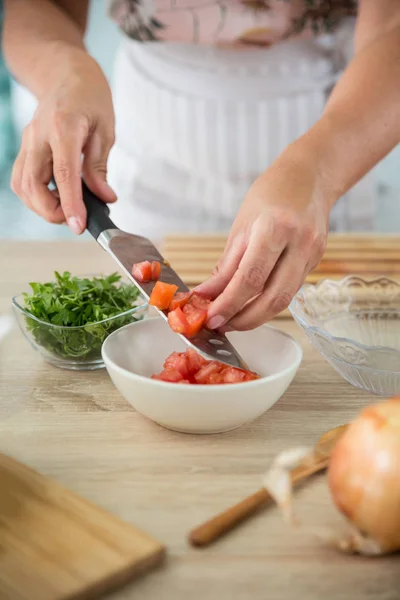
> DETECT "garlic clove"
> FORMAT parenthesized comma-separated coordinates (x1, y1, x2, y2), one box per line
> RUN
(262, 447, 313, 525)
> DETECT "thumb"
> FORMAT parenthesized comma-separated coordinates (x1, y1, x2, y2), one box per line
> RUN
(82, 128, 117, 202)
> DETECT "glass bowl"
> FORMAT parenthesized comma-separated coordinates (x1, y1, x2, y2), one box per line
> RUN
(289, 276, 400, 396)
(12, 292, 148, 371)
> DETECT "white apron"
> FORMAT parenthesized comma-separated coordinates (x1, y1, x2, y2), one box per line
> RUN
(107, 35, 341, 239)
(10, 18, 376, 237)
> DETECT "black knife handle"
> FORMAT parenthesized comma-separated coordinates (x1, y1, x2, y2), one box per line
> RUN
(50, 177, 117, 240)
(81, 180, 117, 240)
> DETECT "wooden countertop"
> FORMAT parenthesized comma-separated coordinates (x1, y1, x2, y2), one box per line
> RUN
(0, 240, 399, 600)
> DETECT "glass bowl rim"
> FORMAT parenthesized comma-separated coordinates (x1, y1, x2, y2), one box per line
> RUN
(289, 275, 400, 370)
(292, 274, 400, 297)
(12, 271, 148, 332)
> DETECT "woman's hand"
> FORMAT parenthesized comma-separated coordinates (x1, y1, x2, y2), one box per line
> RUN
(11, 49, 116, 234)
(196, 146, 335, 331)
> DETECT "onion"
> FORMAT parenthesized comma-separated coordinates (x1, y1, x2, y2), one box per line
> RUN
(262, 397, 400, 556)
(328, 397, 400, 556)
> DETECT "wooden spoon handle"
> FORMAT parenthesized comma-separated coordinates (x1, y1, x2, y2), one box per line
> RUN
(188, 456, 328, 547)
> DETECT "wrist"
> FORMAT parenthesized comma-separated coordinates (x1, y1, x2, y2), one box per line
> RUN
(291, 118, 346, 209)
(275, 135, 340, 213)
(34, 43, 107, 100)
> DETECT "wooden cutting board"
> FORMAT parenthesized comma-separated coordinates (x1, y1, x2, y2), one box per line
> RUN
(0, 453, 165, 600)
(163, 233, 400, 317)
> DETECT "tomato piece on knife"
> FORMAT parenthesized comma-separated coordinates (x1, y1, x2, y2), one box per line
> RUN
(149, 281, 179, 310)
(151, 261, 161, 280)
(167, 307, 189, 334)
(183, 303, 207, 337)
(132, 260, 161, 282)
(169, 291, 191, 311)
(188, 293, 212, 312)
(132, 261, 153, 283)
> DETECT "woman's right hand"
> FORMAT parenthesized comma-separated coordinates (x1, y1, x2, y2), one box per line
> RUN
(11, 50, 117, 234)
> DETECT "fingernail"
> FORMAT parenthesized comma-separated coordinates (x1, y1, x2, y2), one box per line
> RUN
(67, 216, 83, 235)
(207, 315, 225, 330)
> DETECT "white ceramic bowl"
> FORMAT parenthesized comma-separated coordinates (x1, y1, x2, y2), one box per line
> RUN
(102, 318, 302, 434)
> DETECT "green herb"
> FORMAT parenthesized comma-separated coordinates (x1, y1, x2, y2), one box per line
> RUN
(22, 272, 145, 362)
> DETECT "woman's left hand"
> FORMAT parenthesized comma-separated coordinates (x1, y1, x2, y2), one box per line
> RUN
(196, 146, 335, 331)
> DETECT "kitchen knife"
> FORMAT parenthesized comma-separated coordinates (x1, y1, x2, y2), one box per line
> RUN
(77, 181, 248, 369)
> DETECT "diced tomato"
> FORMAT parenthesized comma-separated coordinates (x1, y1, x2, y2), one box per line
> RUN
(132, 260, 161, 282)
(189, 293, 213, 312)
(149, 281, 179, 310)
(169, 291, 191, 311)
(181, 302, 198, 315)
(151, 349, 259, 385)
(150, 373, 163, 381)
(183, 305, 207, 337)
(194, 361, 222, 384)
(168, 307, 188, 334)
(167, 303, 208, 338)
(186, 348, 207, 375)
(220, 367, 248, 384)
(151, 261, 161, 280)
(206, 371, 224, 384)
(163, 351, 181, 369)
(163, 351, 189, 379)
(161, 291, 212, 337)
(152, 368, 184, 383)
(244, 372, 260, 382)
(132, 261, 153, 283)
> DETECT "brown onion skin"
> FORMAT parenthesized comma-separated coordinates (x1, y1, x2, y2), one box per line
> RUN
(328, 397, 400, 554)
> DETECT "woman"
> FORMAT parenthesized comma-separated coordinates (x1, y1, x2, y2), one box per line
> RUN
(3, 1, 400, 332)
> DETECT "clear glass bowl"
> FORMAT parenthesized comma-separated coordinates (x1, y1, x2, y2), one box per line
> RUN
(12, 293, 148, 371)
(289, 276, 400, 396)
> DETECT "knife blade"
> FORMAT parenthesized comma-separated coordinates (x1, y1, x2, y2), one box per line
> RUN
(78, 181, 248, 370)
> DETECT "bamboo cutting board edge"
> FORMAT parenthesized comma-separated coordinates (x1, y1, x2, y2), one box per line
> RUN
(164, 232, 400, 243)
(163, 234, 400, 319)
(0, 453, 166, 600)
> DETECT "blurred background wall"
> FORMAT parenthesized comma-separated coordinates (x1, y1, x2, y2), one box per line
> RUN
(0, 1, 120, 240)
(0, 1, 399, 240)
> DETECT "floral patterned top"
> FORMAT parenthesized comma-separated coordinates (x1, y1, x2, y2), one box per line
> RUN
(108, 1, 357, 47)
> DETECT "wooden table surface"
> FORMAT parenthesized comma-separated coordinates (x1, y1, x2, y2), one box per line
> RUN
(0, 240, 399, 600)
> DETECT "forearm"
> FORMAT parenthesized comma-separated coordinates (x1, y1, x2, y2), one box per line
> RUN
(3, 0, 91, 99)
(293, 21, 400, 205)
